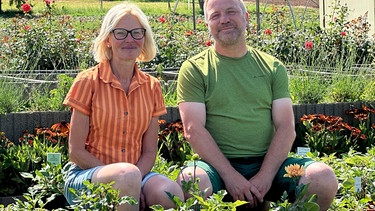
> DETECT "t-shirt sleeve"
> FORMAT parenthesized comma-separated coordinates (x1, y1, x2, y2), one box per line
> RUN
(152, 79, 167, 117)
(177, 60, 206, 104)
(272, 59, 291, 100)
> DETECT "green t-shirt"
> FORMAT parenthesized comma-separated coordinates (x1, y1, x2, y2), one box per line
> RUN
(177, 46, 290, 158)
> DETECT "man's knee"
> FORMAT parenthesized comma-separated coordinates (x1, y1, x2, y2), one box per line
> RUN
(177, 166, 213, 199)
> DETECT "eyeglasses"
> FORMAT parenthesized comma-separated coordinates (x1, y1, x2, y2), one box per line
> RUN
(111, 28, 146, 40)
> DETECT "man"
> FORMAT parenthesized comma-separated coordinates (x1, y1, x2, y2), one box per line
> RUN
(176, 0, 338, 210)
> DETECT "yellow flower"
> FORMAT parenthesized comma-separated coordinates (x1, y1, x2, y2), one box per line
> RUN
(284, 164, 305, 178)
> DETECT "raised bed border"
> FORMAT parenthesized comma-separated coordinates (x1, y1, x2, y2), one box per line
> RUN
(1, 102, 374, 143)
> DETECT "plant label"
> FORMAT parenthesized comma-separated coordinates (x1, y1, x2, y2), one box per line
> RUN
(47, 153, 61, 166)
(354, 176, 361, 193)
(296, 147, 310, 156)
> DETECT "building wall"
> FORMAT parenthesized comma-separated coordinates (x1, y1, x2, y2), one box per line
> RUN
(320, 0, 375, 35)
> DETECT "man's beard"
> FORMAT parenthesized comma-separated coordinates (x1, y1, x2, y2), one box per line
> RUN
(212, 26, 246, 47)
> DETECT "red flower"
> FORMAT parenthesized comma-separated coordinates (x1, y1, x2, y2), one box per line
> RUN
(21, 3, 32, 13)
(158, 16, 166, 23)
(205, 40, 212, 46)
(304, 41, 313, 50)
(46, 0, 51, 5)
(340, 31, 347, 36)
(264, 29, 272, 35)
(185, 30, 193, 36)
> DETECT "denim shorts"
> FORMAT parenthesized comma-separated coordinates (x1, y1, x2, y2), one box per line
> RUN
(63, 162, 159, 205)
(185, 156, 314, 202)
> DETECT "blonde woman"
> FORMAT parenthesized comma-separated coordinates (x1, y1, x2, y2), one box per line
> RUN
(63, 3, 184, 210)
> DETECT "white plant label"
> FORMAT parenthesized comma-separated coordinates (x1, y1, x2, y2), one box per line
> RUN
(297, 147, 310, 156)
(47, 153, 61, 166)
(354, 176, 361, 193)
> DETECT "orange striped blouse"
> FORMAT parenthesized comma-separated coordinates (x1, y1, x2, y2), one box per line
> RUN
(63, 60, 166, 164)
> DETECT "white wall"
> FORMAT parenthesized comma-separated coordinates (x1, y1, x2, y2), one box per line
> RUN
(319, 0, 375, 35)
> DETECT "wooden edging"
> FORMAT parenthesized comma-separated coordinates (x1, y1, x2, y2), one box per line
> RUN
(1, 102, 374, 143)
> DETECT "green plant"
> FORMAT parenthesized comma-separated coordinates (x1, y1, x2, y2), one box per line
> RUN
(300, 112, 373, 156)
(289, 74, 328, 104)
(2, 186, 61, 211)
(161, 80, 178, 107)
(28, 74, 74, 111)
(68, 181, 137, 211)
(0, 121, 69, 196)
(1, 14, 95, 71)
(3, 163, 67, 210)
(326, 75, 366, 103)
(151, 156, 247, 211)
(270, 163, 320, 211)
(158, 119, 194, 165)
(0, 79, 27, 114)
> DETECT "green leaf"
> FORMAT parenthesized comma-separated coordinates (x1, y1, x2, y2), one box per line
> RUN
(303, 202, 320, 211)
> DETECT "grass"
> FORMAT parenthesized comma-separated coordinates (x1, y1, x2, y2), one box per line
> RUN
(0, 0, 319, 20)
(0, 0, 320, 37)
(0, 0, 203, 17)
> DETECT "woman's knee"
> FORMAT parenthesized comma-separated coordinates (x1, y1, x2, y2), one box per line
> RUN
(93, 162, 142, 190)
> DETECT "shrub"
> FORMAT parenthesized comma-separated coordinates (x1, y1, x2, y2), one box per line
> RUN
(300, 105, 375, 156)
(158, 119, 194, 166)
(0, 121, 69, 196)
(0, 79, 27, 114)
(1, 14, 95, 71)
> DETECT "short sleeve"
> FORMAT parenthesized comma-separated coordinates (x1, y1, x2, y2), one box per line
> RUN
(63, 71, 93, 116)
(177, 60, 206, 104)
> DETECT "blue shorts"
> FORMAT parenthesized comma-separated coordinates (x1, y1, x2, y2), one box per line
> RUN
(185, 156, 314, 202)
(63, 162, 159, 205)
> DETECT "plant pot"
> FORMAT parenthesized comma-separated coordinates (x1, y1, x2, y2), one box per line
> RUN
(0, 195, 25, 206)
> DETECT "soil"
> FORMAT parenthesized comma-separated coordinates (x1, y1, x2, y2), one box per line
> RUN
(244, 0, 319, 8)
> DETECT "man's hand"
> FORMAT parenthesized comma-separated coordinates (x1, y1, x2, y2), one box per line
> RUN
(223, 171, 264, 208)
(249, 173, 273, 199)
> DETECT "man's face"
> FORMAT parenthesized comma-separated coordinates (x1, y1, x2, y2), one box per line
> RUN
(205, 0, 248, 47)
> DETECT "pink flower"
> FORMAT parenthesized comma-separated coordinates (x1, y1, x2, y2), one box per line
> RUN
(21, 3, 32, 13)
(264, 29, 272, 35)
(46, 0, 51, 5)
(197, 19, 203, 24)
(158, 16, 166, 23)
(340, 31, 347, 36)
(24, 25, 31, 31)
(304, 41, 313, 50)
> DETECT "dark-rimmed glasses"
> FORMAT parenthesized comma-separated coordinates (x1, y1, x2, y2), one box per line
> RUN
(111, 28, 146, 40)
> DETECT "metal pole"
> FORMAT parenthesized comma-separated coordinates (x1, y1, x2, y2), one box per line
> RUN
(193, 0, 196, 30)
(256, 0, 260, 33)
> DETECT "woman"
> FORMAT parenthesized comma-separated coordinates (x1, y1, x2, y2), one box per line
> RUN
(63, 3, 184, 210)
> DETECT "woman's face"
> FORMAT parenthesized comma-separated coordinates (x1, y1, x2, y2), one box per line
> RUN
(107, 14, 145, 62)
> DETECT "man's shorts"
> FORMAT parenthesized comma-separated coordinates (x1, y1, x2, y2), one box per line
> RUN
(185, 156, 315, 202)
(63, 162, 160, 205)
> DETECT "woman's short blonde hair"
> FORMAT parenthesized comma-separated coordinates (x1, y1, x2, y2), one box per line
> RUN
(93, 3, 157, 63)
